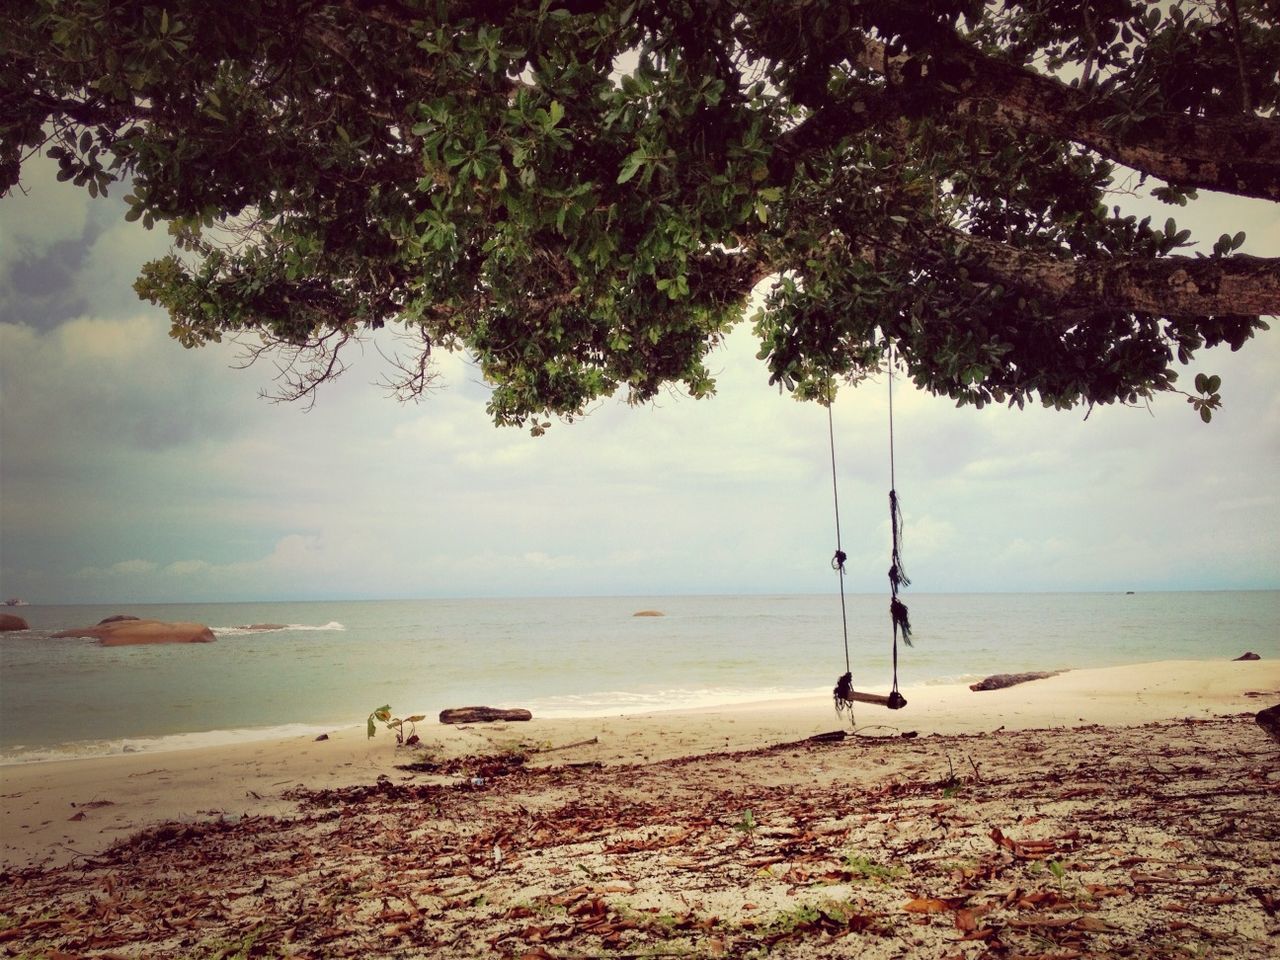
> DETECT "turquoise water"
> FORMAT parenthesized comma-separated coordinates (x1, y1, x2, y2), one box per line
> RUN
(1, 591, 1276, 762)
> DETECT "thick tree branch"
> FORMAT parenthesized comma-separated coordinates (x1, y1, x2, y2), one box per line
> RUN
(840, 32, 1280, 201)
(942, 230, 1278, 318)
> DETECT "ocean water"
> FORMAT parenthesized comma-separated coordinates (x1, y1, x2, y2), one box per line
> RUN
(1, 592, 1276, 764)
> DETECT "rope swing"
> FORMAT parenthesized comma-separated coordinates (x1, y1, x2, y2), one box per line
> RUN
(831, 343, 912, 719)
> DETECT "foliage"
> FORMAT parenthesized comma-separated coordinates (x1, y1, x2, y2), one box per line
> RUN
(367, 704, 425, 745)
(3, 0, 1277, 427)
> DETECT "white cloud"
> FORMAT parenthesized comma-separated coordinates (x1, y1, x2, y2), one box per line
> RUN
(1, 159, 1278, 603)
(74, 558, 158, 578)
(0, 159, 91, 263)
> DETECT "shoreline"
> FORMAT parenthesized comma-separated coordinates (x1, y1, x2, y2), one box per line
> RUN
(0, 653, 1264, 768)
(2, 657, 1276, 872)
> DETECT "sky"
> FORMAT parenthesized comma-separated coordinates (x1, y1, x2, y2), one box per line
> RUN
(1, 157, 1277, 603)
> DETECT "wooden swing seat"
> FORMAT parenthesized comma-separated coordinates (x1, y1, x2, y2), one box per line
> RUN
(848, 689, 908, 710)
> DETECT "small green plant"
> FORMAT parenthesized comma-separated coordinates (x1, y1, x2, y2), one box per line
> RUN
(735, 808, 758, 838)
(196, 923, 266, 960)
(762, 898, 868, 937)
(765, 902, 823, 934)
(843, 853, 905, 881)
(1047, 858, 1067, 891)
(367, 704, 425, 745)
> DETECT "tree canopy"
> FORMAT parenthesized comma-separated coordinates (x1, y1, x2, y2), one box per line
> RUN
(3, 0, 1277, 429)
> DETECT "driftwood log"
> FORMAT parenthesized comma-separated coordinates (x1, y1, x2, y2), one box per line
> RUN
(969, 670, 1064, 692)
(438, 706, 533, 725)
(1257, 704, 1280, 745)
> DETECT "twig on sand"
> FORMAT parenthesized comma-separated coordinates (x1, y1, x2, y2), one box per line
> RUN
(537, 737, 600, 754)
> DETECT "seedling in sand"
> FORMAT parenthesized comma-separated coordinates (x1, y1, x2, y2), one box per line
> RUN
(1047, 858, 1069, 893)
(367, 704, 425, 746)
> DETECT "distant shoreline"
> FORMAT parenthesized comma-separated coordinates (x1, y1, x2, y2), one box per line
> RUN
(0, 652, 1265, 767)
(6, 586, 1280, 605)
(3, 657, 1275, 871)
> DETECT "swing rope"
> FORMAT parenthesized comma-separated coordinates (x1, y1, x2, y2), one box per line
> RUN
(830, 343, 911, 717)
(827, 398, 851, 676)
(885, 343, 910, 710)
(828, 392, 856, 719)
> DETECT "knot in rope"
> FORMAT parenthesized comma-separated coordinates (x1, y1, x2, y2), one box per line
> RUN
(832, 549, 847, 572)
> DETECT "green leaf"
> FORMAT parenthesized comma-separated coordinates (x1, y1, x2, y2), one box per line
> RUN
(1200, 406, 1212, 423)
(548, 100, 564, 127)
(1206, 375, 1221, 393)
(1194, 373, 1208, 393)
(616, 150, 644, 184)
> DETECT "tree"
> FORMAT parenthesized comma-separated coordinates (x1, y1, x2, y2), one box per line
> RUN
(3, 0, 1276, 429)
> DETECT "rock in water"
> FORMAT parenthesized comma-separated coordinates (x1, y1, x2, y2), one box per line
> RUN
(97, 614, 141, 625)
(969, 671, 1064, 692)
(1234, 651, 1261, 661)
(0, 613, 28, 632)
(1257, 704, 1280, 745)
(50, 619, 216, 646)
(632, 610, 664, 617)
(439, 706, 533, 724)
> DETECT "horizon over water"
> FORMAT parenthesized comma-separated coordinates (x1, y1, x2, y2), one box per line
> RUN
(2, 590, 1276, 765)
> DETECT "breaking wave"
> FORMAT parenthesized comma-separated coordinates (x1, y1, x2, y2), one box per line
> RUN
(211, 621, 346, 636)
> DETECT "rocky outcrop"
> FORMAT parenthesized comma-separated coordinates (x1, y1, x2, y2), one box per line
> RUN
(97, 614, 142, 625)
(969, 670, 1064, 692)
(632, 610, 665, 617)
(51, 619, 216, 646)
(1234, 651, 1262, 661)
(0, 613, 28, 632)
(241, 623, 289, 631)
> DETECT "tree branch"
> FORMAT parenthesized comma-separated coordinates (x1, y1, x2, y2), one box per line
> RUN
(940, 230, 1278, 318)
(835, 32, 1280, 201)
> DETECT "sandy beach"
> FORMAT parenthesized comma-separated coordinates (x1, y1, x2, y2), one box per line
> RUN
(2, 658, 1277, 957)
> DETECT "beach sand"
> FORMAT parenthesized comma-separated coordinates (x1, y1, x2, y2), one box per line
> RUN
(1, 658, 1277, 957)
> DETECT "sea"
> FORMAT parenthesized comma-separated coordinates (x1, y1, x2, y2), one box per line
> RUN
(1, 591, 1276, 765)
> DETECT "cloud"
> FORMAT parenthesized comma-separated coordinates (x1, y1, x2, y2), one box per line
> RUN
(0, 314, 252, 465)
(1, 158, 1277, 603)
(0, 168, 126, 331)
(0, 159, 92, 260)
(74, 558, 159, 578)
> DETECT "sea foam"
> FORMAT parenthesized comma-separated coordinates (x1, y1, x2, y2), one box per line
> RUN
(211, 621, 346, 636)
(0, 722, 342, 766)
